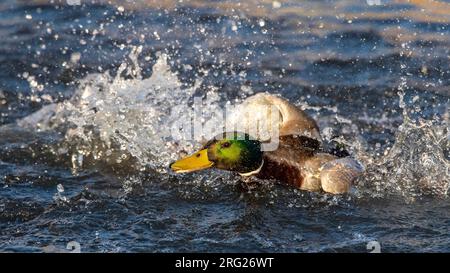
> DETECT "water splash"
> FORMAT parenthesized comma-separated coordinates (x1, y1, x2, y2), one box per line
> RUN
(15, 46, 450, 201)
(354, 42, 449, 201)
(17, 46, 226, 174)
(359, 92, 449, 200)
(53, 183, 69, 205)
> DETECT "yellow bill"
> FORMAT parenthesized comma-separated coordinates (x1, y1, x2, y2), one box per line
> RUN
(170, 149, 214, 173)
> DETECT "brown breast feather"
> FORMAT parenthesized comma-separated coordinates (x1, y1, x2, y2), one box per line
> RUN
(256, 135, 320, 188)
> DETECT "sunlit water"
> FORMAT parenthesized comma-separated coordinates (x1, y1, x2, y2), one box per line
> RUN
(0, 0, 449, 252)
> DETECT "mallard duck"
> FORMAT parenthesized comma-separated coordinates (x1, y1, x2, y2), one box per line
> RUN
(170, 93, 364, 194)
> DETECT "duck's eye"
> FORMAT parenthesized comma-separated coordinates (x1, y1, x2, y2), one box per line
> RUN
(221, 142, 231, 148)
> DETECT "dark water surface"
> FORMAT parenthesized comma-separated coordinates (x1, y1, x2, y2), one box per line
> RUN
(0, 0, 449, 252)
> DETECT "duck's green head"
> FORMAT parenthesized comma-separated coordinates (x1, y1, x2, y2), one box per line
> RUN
(170, 132, 264, 175)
